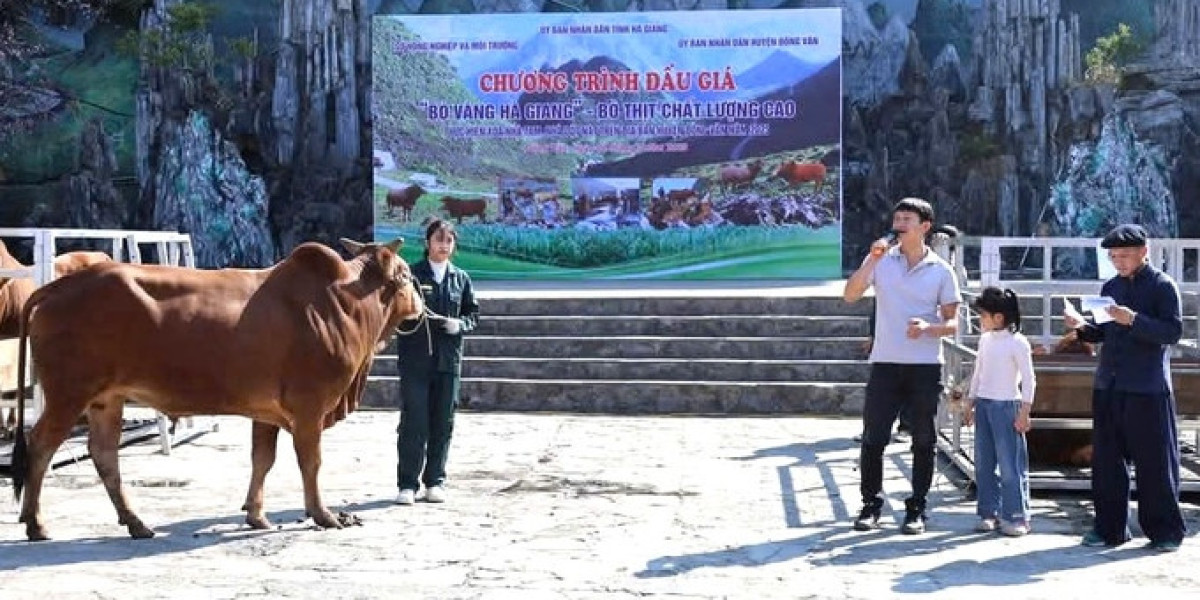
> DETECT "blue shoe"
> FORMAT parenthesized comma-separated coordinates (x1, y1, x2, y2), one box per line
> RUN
(1148, 540, 1181, 553)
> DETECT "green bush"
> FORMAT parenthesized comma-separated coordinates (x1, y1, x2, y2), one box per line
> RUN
(1084, 23, 1142, 84)
(959, 129, 1001, 163)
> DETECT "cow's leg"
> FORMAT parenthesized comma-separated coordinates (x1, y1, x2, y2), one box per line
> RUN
(242, 421, 280, 529)
(87, 398, 154, 539)
(18, 405, 83, 541)
(291, 419, 347, 529)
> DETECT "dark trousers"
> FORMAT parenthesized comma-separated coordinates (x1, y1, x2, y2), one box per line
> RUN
(1091, 388, 1186, 544)
(860, 363, 943, 508)
(397, 371, 459, 491)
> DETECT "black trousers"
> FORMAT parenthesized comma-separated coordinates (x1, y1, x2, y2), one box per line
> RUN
(1091, 388, 1186, 544)
(396, 371, 459, 491)
(860, 363, 943, 508)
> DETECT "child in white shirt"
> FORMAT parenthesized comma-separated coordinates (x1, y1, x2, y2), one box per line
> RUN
(965, 286, 1036, 536)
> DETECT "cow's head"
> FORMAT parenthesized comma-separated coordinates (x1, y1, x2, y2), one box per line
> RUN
(339, 238, 423, 337)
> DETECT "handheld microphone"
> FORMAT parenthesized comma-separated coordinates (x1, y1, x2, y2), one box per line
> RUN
(871, 230, 900, 257)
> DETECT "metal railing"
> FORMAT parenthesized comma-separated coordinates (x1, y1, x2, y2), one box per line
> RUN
(938, 338, 977, 483)
(938, 235, 1200, 491)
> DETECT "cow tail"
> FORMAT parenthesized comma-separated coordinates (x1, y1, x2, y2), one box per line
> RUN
(10, 285, 43, 501)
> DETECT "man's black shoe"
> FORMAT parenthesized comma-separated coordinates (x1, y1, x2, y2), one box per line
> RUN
(901, 498, 926, 534)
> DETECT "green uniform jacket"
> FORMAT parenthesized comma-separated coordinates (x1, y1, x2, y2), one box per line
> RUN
(395, 260, 479, 376)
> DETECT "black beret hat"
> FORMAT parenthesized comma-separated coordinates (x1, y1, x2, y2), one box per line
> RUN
(1100, 224, 1148, 248)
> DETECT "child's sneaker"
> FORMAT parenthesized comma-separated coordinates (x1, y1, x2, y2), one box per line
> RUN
(424, 485, 446, 503)
(974, 517, 998, 533)
(1000, 521, 1029, 537)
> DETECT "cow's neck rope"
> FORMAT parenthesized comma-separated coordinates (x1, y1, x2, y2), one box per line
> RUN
(393, 284, 449, 356)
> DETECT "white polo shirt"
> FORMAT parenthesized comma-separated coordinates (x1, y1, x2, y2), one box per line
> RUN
(865, 246, 962, 365)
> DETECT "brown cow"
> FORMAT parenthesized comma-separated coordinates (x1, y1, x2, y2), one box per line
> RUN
(440, 196, 487, 224)
(774, 160, 827, 193)
(0, 241, 113, 339)
(718, 159, 764, 192)
(10, 238, 422, 541)
(387, 184, 425, 221)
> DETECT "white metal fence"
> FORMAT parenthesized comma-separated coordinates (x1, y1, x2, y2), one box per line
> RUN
(959, 235, 1200, 350)
(0, 228, 197, 455)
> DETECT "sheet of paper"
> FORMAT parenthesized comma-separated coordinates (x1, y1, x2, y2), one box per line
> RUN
(1082, 295, 1116, 323)
(1063, 298, 1085, 323)
(1080, 295, 1116, 312)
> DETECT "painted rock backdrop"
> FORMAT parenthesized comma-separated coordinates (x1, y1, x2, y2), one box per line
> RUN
(1, 0, 1197, 277)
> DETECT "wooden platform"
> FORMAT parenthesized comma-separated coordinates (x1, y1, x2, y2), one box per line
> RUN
(1031, 354, 1200, 418)
(937, 343, 1200, 491)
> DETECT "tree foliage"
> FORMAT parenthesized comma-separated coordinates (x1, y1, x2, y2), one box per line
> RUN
(1084, 23, 1143, 84)
(116, 2, 219, 71)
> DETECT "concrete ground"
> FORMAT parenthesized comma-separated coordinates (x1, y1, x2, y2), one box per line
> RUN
(2, 412, 1199, 599)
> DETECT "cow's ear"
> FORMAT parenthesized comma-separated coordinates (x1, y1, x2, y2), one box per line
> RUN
(384, 238, 403, 253)
(340, 238, 365, 255)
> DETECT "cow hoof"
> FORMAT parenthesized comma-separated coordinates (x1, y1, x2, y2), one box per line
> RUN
(311, 510, 346, 530)
(25, 524, 50, 542)
(245, 514, 273, 530)
(127, 522, 156, 539)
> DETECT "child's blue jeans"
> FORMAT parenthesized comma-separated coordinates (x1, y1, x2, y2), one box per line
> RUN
(974, 398, 1031, 524)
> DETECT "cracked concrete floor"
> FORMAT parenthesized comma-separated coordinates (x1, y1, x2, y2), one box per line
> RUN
(2, 412, 1199, 599)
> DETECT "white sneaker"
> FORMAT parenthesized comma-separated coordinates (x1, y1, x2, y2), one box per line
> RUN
(424, 485, 446, 503)
(395, 489, 416, 505)
(975, 518, 998, 533)
(1000, 521, 1029, 537)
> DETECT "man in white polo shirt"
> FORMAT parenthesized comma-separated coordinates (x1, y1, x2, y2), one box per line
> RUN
(843, 197, 962, 534)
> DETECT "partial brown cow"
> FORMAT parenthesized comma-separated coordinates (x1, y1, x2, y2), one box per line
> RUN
(0, 244, 112, 438)
(718, 159, 763, 192)
(0, 241, 113, 339)
(440, 196, 487, 224)
(10, 238, 422, 541)
(387, 184, 425, 221)
(774, 160, 827, 193)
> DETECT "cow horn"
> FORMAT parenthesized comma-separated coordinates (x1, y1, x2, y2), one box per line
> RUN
(340, 238, 365, 255)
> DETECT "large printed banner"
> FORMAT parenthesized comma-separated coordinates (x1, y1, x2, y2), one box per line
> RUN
(372, 9, 842, 279)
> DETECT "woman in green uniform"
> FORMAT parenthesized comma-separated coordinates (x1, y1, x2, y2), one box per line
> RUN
(395, 219, 479, 505)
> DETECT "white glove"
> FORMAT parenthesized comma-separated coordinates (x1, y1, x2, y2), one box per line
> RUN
(442, 318, 462, 335)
